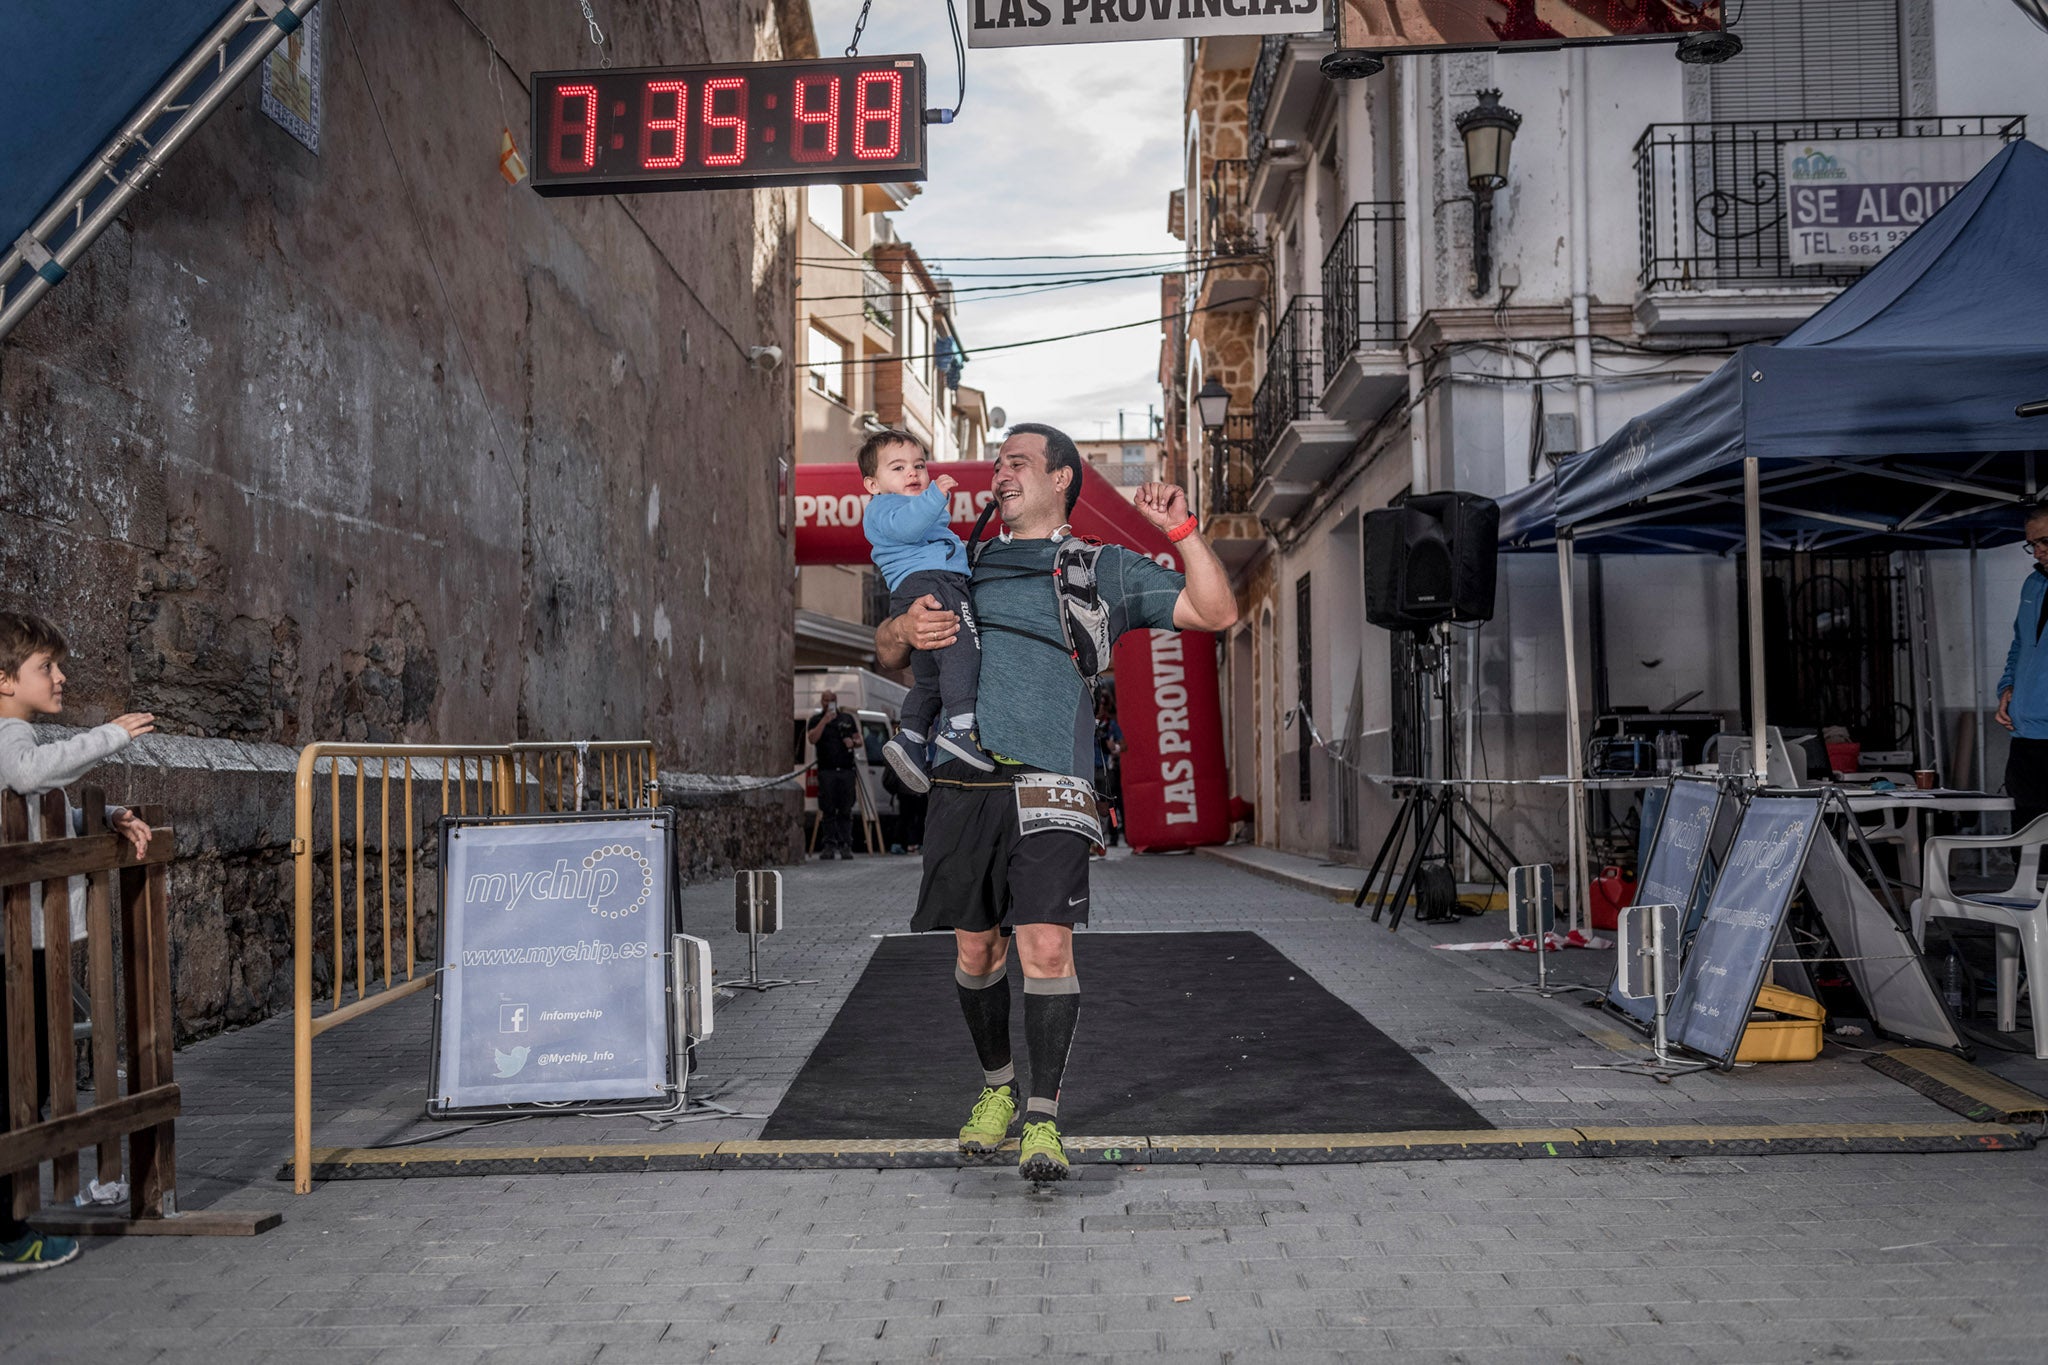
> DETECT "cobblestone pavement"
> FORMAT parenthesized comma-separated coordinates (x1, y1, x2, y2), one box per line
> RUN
(8, 850, 2048, 1363)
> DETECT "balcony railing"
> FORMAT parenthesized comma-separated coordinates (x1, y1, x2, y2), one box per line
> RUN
(1320, 203, 1403, 360)
(1203, 157, 1258, 259)
(1636, 115, 2024, 292)
(862, 263, 894, 331)
(1246, 5, 1337, 168)
(1254, 296, 1321, 458)
(1205, 413, 1257, 519)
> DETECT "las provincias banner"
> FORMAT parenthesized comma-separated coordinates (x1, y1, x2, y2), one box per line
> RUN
(793, 461, 1229, 851)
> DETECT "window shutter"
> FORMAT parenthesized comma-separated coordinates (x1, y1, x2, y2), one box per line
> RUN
(1710, 0, 1902, 121)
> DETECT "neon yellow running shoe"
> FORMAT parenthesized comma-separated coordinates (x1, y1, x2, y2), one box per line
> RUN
(1018, 1118, 1069, 1182)
(958, 1084, 1017, 1154)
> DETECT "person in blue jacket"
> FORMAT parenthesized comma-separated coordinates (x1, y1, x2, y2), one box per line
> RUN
(1996, 504, 2048, 831)
(859, 429, 991, 789)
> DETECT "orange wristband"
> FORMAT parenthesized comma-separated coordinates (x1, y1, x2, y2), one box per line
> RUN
(1167, 515, 1199, 543)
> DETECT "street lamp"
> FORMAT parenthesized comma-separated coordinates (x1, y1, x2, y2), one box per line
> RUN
(1455, 90, 1521, 298)
(1197, 377, 1231, 516)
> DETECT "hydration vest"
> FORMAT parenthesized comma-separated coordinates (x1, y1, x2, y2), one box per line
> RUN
(965, 501, 1115, 683)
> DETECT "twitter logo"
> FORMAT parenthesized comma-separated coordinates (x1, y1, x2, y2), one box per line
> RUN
(493, 1045, 530, 1078)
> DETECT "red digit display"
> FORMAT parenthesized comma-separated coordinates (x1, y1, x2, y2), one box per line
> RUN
(853, 71, 902, 161)
(530, 55, 926, 196)
(639, 80, 687, 170)
(547, 83, 599, 173)
(790, 73, 840, 164)
(700, 77, 748, 167)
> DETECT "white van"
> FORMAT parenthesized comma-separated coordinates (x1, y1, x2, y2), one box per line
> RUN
(793, 667, 911, 851)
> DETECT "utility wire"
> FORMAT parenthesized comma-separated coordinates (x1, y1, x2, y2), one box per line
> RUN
(837, 298, 1234, 366)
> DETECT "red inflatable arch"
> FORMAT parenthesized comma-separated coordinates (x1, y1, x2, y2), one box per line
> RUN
(793, 461, 1229, 852)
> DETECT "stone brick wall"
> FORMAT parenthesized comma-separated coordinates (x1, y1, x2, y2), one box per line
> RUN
(1, 1, 808, 1041)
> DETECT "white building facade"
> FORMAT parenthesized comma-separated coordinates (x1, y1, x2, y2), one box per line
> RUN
(1168, 0, 2048, 865)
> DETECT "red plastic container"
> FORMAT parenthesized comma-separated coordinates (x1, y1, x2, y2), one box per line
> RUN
(1588, 866, 1635, 932)
(1825, 741, 1861, 775)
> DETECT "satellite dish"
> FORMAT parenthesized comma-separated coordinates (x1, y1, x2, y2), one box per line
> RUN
(989, 406, 1007, 428)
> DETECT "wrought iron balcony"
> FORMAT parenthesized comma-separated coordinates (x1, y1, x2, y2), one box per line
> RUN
(1254, 296, 1323, 460)
(862, 263, 894, 331)
(1318, 203, 1405, 426)
(1246, 5, 1338, 170)
(1320, 203, 1403, 358)
(1636, 115, 2024, 294)
(1247, 38, 1283, 170)
(1202, 157, 1259, 259)
(1204, 412, 1257, 520)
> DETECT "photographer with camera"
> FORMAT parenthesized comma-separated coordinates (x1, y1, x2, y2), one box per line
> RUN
(806, 689, 862, 860)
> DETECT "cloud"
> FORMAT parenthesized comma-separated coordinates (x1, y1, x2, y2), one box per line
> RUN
(808, 2, 1182, 439)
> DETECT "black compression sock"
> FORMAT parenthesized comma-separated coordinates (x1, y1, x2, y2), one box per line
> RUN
(1022, 975, 1080, 1119)
(955, 961, 1014, 1088)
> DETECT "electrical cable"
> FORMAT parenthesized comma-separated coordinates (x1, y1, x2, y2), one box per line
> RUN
(941, 0, 967, 121)
(838, 298, 1238, 366)
(795, 257, 1248, 279)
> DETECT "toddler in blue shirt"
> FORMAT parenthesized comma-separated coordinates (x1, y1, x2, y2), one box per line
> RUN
(860, 430, 989, 789)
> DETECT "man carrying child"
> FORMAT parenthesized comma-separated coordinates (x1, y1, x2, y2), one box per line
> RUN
(872, 424, 1237, 1182)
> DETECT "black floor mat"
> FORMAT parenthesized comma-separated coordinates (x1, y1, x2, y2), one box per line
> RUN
(758, 930, 1488, 1138)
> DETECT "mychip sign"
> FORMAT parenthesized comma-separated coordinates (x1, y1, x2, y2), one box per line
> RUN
(431, 812, 674, 1114)
(967, 0, 1326, 48)
(1785, 136, 2006, 268)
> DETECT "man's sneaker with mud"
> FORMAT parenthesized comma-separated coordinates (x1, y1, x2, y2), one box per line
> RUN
(958, 1084, 1017, 1154)
(1018, 1118, 1069, 1182)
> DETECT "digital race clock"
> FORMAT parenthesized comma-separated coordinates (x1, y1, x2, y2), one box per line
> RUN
(530, 55, 927, 196)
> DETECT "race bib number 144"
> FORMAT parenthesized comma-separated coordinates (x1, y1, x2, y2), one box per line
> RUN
(1014, 773, 1102, 845)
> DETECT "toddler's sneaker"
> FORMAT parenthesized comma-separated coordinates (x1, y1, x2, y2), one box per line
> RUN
(882, 735, 931, 793)
(936, 724, 996, 772)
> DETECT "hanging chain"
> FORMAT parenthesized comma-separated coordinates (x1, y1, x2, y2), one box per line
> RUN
(844, 0, 873, 57)
(576, 0, 610, 67)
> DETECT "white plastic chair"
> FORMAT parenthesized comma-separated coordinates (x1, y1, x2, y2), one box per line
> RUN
(1912, 812, 2048, 1058)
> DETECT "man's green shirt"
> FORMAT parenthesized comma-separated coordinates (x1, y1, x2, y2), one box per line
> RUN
(967, 534, 1184, 778)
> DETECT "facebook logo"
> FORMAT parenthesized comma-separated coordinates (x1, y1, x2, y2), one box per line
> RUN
(500, 1003, 529, 1034)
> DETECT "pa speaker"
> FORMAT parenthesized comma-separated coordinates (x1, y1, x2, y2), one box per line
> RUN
(1363, 491, 1499, 630)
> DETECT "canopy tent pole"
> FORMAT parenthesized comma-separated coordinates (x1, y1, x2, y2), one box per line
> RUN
(1556, 535, 1588, 934)
(1971, 540, 1987, 791)
(1745, 458, 1770, 782)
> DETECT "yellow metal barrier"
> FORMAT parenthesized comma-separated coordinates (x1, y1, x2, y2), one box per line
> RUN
(291, 740, 657, 1192)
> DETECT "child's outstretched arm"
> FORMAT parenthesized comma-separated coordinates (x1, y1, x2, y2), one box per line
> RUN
(0, 714, 150, 795)
(864, 482, 953, 544)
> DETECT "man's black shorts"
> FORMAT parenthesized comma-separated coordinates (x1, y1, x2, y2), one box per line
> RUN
(912, 760, 1091, 934)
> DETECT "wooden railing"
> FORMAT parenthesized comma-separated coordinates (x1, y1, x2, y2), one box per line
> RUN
(1, 787, 274, 1236)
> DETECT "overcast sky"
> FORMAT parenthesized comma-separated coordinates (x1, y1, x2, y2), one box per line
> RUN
(805, 1, 1184, 444)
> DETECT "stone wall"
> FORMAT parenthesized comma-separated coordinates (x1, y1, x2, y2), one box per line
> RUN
(1, 0, 808, 1041)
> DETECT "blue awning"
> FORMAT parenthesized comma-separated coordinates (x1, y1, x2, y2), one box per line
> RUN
(0, 1, 236, 251)
(1506, 139, 2048, 555)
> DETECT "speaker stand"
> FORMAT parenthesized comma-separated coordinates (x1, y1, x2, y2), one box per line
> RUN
(1353, 626, 1520, 930)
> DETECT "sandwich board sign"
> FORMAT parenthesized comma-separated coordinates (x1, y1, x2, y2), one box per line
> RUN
(1605, 777, 1722, 1027)
(431, 811, 675, 1115)
(1667, 795, 1822, 1066)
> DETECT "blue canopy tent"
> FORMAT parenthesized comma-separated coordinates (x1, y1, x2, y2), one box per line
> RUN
(0, 1, 317, 339)
(1500, 138, 2048, 916)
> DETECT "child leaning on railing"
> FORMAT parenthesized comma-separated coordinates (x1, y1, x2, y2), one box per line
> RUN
(0, 609, 153, 1278)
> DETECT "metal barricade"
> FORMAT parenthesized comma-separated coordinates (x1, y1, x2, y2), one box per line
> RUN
(291, 740, 657, 1192)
